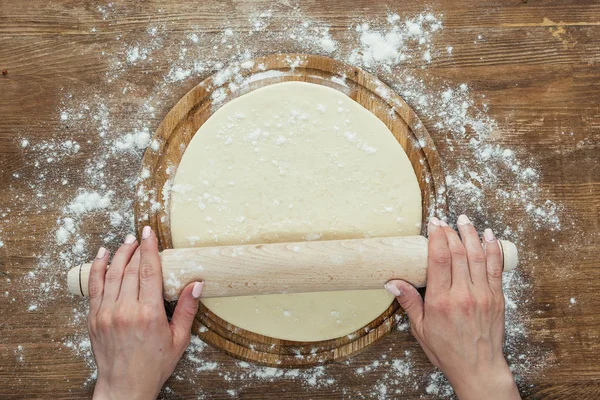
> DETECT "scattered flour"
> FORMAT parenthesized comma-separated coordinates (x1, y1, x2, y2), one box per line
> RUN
(348, 13, 441, 70)
(113, 128, 152, 152)
(67, 191, 113, 215)
(7, 4, 563, 399)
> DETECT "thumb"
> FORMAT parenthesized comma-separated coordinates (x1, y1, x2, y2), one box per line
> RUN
(170, 281, 203, 351)
(385, 280, 424, 329)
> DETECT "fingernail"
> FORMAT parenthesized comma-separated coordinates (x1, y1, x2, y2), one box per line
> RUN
(96, 247, 106, 259)
(124, 234, 136, 244)
(457, 214, 471, 226)
(484, 228, 496, 242)
(192, 282, 204, 299)
(428, 217, 441, 235)
(384, 282, 402, 297)
(142, 226, 152, 239)
(439, 219, 448, 227)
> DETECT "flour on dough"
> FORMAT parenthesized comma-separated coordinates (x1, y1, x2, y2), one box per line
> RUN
(170, 81, 422, 341)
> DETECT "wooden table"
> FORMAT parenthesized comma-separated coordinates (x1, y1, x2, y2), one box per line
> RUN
(1, 1, 598, 398)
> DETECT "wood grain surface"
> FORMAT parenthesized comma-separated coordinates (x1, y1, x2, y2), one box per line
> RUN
(1, 1, 599, 399)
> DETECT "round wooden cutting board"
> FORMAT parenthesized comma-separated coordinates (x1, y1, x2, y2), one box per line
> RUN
(135, 53, 448, 367)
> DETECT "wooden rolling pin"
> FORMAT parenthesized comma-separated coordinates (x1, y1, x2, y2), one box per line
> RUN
(67, 236, 517, 301)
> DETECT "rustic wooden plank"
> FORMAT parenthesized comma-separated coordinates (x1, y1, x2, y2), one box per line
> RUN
(3, 2, 600, 33)
(1, 0, 599, 398)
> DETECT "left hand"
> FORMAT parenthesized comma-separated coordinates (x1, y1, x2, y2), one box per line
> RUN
(88, 226, 203, 400)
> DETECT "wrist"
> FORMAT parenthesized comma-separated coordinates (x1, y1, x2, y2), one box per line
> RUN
(92, 379, 117, 400)
(448, 361, 520, 400)
(93, 377, 160, 400)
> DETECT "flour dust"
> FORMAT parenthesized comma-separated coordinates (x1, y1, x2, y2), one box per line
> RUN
(3, 2, 563, 398)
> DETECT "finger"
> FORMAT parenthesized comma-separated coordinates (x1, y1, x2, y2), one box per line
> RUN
(119, 245, 141, 302)
(426, 217, 452, 292)
(101, 234, 138, 304)
(456, 215, 488, 286)
(138, 226, 164, 305)
(88, 247, 109, 318)
(440, 221, 471, 287)
(483, 228, 503, 296)
(385, 280, 424, 334)
(170, 282, 203, 353)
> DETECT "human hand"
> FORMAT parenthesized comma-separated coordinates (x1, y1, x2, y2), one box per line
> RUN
(88, 226, 204, 400)
(385, 215, 520, 400)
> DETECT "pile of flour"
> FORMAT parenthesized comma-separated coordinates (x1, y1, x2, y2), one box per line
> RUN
(4, 3, 567, 398)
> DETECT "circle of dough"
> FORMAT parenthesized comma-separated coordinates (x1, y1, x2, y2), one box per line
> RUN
(170, 81, 422, 342)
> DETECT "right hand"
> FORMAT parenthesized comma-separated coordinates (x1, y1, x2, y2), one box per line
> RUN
(385, 215, 520, 400)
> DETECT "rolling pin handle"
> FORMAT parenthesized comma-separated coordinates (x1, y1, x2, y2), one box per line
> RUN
(498, 240, 518, 272)
(67, 263, 92, 297)
(78, 264, 83, 296)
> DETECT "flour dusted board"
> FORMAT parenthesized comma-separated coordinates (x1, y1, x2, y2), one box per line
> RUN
(170, 81, 422, 342)
(135, 54, 448, 366)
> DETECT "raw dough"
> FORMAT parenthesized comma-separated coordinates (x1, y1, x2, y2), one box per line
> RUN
(170, 81, 421, 341)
